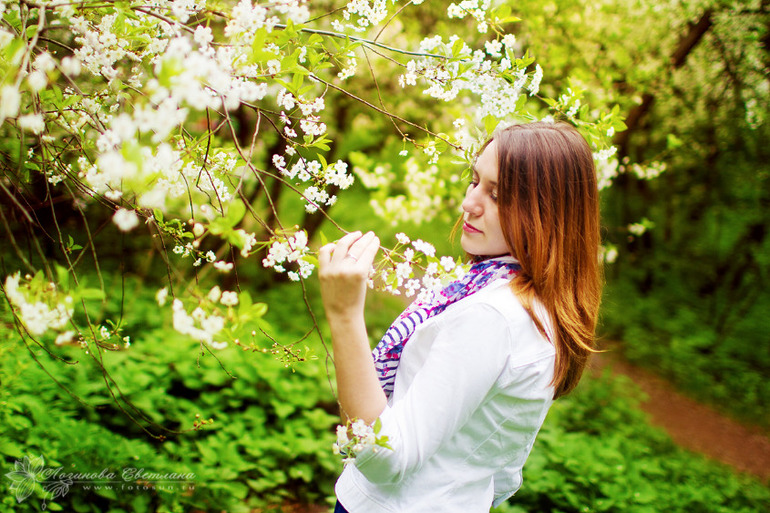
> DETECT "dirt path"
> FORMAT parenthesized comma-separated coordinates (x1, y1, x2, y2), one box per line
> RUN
(590, 352, 770, 482)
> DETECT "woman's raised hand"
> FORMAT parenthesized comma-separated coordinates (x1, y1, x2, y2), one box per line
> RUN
(318, 231, 380, 319)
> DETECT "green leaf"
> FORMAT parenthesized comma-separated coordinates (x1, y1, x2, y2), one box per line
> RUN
(239, 291, 253, 311)
(515, 93, 528, 112)
(434, 134, 449, 153)
(94, 486, 118, 500)
(666, 133, 683, 150)
(55, 265, 69, 289)
(226, 229, 248, 248)
(250, 28, 276, 63)
(24, 25, 39, 40)
(78, 288, 106, 300)
(250, 302, 268, 318)
(225, 201, 246, 228)
(451, 38, 465, 58)
(5, 37, 24, 62)
(497, 15, 521, 24)
(302, 255, 319, 267)
(483, 114, 499, 135)
(292, 71, 304, 92)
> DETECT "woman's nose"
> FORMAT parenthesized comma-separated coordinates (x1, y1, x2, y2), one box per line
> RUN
(462, 186, 483, 216)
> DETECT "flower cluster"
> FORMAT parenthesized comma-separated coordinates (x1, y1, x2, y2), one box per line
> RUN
(630, 161, 667, 180)
(4, 273, 73, 338)
(398, 33, 541, 123)
(332, 0, 393, 33)
(600, 244, 619, 264)
(332, 418, 392, 467)
(372, 233, 467, 301)
(557, 87, 583, 119)
(596, 157, 620, 190)
(275, 156, 355, 213)
(447, 0, 492, 33)
(595, 157, 666, 190)
(113, 209, 140, 232)
(627, 218, 655, 237)
(367, 158, 445, 225)
(0, 0, 623, 372)
(261, 230, 314, 281)
(168, 285, 240, 349)
(226, 0, 309, 39)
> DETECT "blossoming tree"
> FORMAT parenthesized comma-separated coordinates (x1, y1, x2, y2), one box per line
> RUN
(0, 1, 623, 407)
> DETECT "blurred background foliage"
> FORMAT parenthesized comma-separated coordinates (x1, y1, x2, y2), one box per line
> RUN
(514, 0, 770, 427)
(2, 0, 769, 511)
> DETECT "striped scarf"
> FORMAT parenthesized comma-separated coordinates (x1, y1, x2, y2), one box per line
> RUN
(372, 257, 521, 397)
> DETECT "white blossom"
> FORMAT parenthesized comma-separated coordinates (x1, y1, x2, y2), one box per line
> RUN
(0, 85, 20, 122)
(220, 291, 239, 306)
(628, 223, 647, 236)
(4, 273, 74, 337)
(214, 261, 234, 272)
(484, 39, 502, 58)
(156, 287, 169, 306)
(171, 298, 225, 344)
(18, 114, 45, 134)
(527, 64, 543, 96)
(208, 285, 222, 303)
(113, 209, 140, 232)
(55, 331, 76, 346)
(440, 256, 456, 271)
(412, 239, 436, 257)
(60, 56, 82, 76)
(27, 71, 48, 92)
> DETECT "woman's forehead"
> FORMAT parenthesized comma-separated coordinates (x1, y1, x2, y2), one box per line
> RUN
(473, 140, 499, 180)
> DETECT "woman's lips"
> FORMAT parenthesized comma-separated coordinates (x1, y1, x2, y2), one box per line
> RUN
(463, 222, 482, 234)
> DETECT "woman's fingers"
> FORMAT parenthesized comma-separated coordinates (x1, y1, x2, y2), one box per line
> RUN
(345, 232, 377, 263)
(318, 231, 379, 318)
(356, 234, 380, 267)
(329, 231, 378, 265)
(318, 242, 336, 265)
(319, 231, 380, 279)
(329, 231, 362, 264)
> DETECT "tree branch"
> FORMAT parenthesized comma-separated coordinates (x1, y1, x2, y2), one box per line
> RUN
(616, 10, 713, 155)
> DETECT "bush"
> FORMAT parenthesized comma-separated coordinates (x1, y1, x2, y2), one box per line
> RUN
(600, 277, 770, 427)
(494, 372, 770, 513)
(0, 281, 340, 513)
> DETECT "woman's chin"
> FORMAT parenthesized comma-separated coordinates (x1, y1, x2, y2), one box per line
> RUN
(459, 235, 474, 255)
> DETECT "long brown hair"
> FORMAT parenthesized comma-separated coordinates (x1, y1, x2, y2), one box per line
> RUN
(493, 122, 602, 399)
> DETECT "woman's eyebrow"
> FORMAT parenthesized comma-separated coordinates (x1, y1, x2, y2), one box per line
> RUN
(473, 165, 497, 187)
(470, 161, 498, 187)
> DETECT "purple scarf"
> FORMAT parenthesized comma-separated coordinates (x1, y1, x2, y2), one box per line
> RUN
(372, 257, 521, 397)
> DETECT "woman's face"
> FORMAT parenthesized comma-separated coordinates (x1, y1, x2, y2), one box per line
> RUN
(460, 141, 509, 258)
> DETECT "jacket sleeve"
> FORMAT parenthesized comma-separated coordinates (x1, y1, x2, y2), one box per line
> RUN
(353, 303, 512, 484)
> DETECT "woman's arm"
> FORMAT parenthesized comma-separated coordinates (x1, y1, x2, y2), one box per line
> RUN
(318, 231, 387, 424)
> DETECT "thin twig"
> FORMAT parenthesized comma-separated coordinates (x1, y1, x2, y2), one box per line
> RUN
(309, 73, 462, 150)
(374, 0, 414, 42)
(274, 23, 448, 60)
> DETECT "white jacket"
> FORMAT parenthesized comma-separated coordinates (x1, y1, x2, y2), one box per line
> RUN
(336, 274, 556, 512)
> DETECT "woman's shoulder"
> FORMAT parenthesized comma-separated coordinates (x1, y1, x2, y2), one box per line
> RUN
(451, 278, 530, 323)
(441, 279, 555, 357)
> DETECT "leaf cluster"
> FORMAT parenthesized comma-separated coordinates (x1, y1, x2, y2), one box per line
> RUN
(0, 282, 340, 512)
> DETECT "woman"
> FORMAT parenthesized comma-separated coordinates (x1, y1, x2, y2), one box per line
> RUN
(318, 121, 602, 512)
